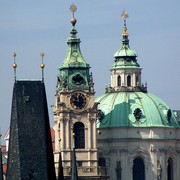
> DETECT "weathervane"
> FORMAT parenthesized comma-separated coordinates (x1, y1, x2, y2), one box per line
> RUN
(70, 4, 77, 18)
(40, 52, 45, 82)
(12, 51, 17, 82)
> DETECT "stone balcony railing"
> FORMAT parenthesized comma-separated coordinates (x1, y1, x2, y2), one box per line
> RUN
(63, 166, 107, 177)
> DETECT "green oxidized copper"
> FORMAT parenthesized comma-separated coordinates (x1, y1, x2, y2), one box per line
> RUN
(96, 92, 179, 128)
(57, 15, 92, 92)
(112, 12, 140, 69)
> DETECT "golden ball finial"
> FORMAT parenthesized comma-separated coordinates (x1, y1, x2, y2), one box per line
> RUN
(40, 52, 45, 69)
(70, 17, 77, 26)
(40, 64, 45, 69)
(122, 26, 129, 37)
(13, 63, 17, 68)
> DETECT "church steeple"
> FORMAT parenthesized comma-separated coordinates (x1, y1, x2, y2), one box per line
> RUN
(107, 10, 147, 93)
(53, 5, 105, 179)
(56, 4, 93, 92)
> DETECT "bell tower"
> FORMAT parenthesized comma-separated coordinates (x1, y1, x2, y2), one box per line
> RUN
(108, 10, 147, 93)
(53, 5, 106, 179)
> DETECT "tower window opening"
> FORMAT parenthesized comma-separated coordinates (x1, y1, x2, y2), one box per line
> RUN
(136, 75, 139, 86)
(127, 75, 131, 86)
(133, 157, 145, 180)
(117, 75, 121, 87)
(167, 158, 173, 180)
(73, 122, 85, 149)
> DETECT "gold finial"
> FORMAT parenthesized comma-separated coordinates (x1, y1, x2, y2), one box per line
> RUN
(12, 51, 17, 81)
(70, 4, 77, 26)
(40, 52, 45, 82)
(121, 10, 129, 37)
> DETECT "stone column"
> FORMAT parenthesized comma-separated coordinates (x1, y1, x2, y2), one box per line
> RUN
(88, 118, 92, 149)
(93, 118, 97, 149)
(66, 118, 70, 149)
(60, 117, 64, 149)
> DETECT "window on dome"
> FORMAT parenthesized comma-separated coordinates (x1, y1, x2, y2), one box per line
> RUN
(117, 75, 121, 86)
(73, 122, 85, 149)
(133, 157, 145, 180)
(167, 158, 173, 180)
(127, 75, 131, 86)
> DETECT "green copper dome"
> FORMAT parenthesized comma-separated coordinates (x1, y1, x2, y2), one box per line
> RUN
(114, 37, 137, 58)
(96, 92, 179, 128)
(112, 22, 139, 70)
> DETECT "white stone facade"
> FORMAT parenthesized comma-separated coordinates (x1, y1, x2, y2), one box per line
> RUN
(53, 91, 108, 179)
(97, 127, 180, 180)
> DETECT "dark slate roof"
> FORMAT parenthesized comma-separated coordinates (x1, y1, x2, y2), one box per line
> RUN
(6, 80, 56, 180)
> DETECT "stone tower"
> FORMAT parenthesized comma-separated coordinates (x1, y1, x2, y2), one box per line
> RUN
(6, 80, 56, 180)
(53, 5, 107, 180)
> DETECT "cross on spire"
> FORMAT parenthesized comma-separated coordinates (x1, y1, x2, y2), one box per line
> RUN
(70, 4, 77, 18)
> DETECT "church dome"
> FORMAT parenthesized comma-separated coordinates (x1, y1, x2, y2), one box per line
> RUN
(114, 38, 137, 58)
(96, 11, 179, 130)
(96, 92, 179, 128)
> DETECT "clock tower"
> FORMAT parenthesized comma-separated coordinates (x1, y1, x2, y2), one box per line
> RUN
(53, 5, 107, 179)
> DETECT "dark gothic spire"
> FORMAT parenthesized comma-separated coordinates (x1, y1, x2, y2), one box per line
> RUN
(6, 80, 56, 180)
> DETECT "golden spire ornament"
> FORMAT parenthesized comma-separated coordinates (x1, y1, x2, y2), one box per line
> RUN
(40, 52, 45, 82)
(121, 10, 129, 37)
(12, 51, 17, 81)
(70, 4, 77, 26)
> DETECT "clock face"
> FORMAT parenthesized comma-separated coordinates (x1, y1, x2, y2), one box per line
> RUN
(70, 92, 87, 110)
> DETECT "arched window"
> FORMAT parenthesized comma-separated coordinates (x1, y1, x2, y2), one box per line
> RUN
(167, 158, 173, 180)
(127, 75, 131, 86)
(133, 157, 145, 180)
(99, 158, 107, 175)
(117, 75, 121, 87)
(99, 158, 106, 167)
(73, 122, 85, 149)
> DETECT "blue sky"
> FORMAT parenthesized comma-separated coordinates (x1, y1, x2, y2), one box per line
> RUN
(0, 0, 180, 142)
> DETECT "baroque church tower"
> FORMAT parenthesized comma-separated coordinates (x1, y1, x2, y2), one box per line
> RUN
(53, 5, 107, 179)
